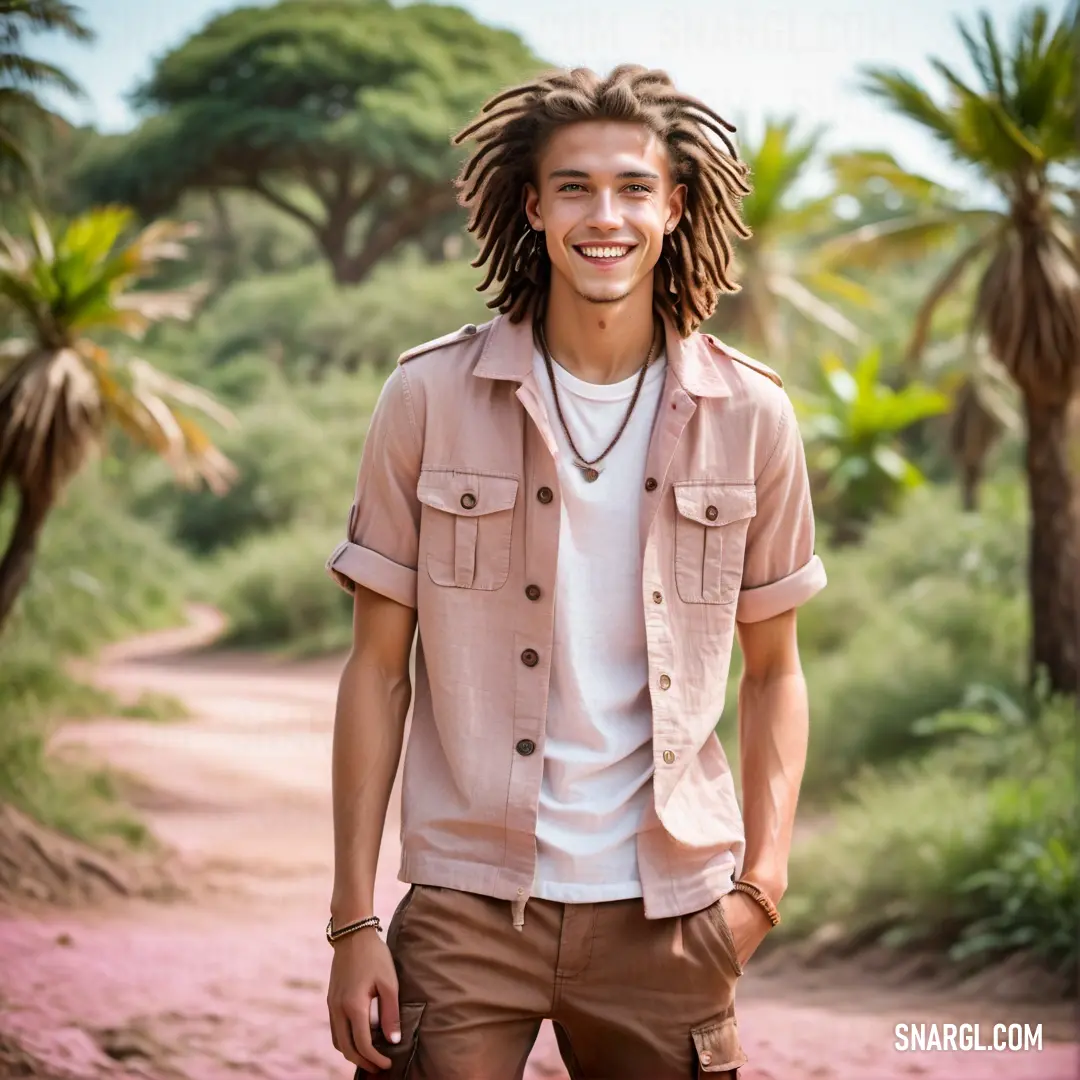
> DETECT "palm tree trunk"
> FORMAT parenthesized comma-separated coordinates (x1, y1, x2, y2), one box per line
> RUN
(0, 490, 48, 633)
(960, 463, 981, 512)
(1023, 395, 1080, 699)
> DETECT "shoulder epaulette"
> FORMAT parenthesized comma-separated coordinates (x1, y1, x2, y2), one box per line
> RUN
(397, 321, 490, 365)
(704, 334, 784, 388)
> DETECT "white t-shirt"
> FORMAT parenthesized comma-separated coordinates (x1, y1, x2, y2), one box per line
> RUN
(530, 345, 667, 903)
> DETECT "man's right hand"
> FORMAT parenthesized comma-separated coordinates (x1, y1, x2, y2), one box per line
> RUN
(327, 929, 401, 1073)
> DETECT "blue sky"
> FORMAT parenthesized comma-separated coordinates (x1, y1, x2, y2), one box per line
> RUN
(31, 0, 1075, 194)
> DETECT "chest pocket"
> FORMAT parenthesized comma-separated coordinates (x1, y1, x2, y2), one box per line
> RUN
(417, 469, 518, 590)
(673, 482, 757, 605)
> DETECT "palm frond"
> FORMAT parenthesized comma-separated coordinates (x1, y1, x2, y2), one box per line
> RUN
(0, 207, 234, 499)
(861, 68, 959, 145)
(0, 51, 81, 95)
(803, 270, 878, 310)
(768, 273, 864, 344)
(817, 212, 991, 271)
(906, 227, 1003, 366)
(957, 12, 1008, 99)
(828, 150, 955, 205)
(0, 1, 93, 40)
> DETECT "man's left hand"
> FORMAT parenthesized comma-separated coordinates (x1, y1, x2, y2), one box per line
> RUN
(719, 889, 774, 968)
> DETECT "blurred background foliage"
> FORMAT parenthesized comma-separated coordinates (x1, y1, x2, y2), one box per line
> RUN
(0, 0, 1077, 992)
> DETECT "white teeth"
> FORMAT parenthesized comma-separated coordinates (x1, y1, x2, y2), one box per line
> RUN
(579, 246, 630, 259)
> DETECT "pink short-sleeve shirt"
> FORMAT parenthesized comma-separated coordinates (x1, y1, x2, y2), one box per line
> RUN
(327, 311, 826, 919)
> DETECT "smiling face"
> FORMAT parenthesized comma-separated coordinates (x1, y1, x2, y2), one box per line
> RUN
(524, 120, 686, 308)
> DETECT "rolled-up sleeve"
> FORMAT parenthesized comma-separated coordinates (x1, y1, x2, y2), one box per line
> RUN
(325, 366, 422, 607)
(737, 393, 827, 623)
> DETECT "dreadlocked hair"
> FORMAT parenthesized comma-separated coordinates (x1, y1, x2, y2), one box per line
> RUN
(452, 64, 752, 337)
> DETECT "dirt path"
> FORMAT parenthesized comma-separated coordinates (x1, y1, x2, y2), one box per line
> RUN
(0, 608, 1076, 1080)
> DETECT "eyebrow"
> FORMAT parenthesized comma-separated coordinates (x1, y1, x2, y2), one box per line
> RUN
(548, 168, 661, 180)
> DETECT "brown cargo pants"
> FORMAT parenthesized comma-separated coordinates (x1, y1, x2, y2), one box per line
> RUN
(359, 883, 748, 1080)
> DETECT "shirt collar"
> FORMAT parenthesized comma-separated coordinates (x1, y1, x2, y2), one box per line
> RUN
(473, 309, 735, 399)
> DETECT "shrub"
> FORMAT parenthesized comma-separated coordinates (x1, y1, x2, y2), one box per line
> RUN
(209, 521, 354, 654)
(131, 366, 384, 554)
(780, 695, 1078, 986)
(152, 252, 495, 383)
(780, 478, 1027, 801)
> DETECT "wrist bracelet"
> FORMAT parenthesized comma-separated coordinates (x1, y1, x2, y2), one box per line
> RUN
(326, 914, 382, 943)
(732, 879, 781, 927)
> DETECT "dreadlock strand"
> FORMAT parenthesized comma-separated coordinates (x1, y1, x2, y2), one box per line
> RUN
(454, 102, 536, 146)
(453, 64, 751, 331)
(458, 135, 512, 186)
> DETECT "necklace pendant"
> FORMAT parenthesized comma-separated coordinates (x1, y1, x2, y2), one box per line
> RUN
(575, 460, 601, 482)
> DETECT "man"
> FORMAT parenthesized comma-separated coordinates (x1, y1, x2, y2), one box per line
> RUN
(324, 64, 826, 1080)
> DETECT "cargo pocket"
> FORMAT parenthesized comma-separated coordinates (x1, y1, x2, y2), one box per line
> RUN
(673, 482, 756, 605)
(417, 469, 518, 590)
(692, 1014, 748, 1076)
(357, 1001, 425, 1079)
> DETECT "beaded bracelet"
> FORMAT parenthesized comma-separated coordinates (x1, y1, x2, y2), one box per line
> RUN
(326, 914, 383, 944)
(732, 879, 781, 927)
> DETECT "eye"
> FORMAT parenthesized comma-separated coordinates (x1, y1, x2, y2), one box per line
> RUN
(625, 184, 653, 194)
(558, 183, 586, 192)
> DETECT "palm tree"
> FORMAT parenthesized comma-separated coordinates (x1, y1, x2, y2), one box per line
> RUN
(0, 0, 92, 183)
(706, 116, 875, 360)
(819, 4, 1080, 697)
(0, 206, 235, 632)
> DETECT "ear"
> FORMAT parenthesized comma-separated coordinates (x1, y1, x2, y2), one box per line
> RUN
(523, 183, 544, 231)
(665, 183, 687, 234)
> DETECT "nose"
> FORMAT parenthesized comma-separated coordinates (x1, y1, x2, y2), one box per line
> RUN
(585, 188, 622, 231)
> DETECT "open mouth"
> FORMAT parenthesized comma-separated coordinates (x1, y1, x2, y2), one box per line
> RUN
(573, 243, 636, 266)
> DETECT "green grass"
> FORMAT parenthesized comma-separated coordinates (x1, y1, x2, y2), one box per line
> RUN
(117, 690, 190, 722)
(0, 469, 199, 847)
(0, 713, 152, 849)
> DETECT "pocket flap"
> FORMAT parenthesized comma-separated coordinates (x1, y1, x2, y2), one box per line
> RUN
(417, 470, 518, 517)
(674, 482, 757, 527)
(692, 1015, 748, 1073)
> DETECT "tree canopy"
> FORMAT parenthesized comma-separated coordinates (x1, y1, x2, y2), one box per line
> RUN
(75, 0, 542, 284)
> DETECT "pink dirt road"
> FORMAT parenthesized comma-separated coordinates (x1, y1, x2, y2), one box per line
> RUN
(0, 606, 1076, 1080)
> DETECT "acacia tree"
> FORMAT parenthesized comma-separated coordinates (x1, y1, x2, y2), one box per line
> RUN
(822, 5, 1080, 697)
(75, 0, 540, 285)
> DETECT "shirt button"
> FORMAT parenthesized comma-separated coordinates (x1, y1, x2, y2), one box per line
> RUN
(516, 739, 535, 756)
(521, 648, 539, 667)
(644, 477, 658, 492)
(537, 486, 553, 504)
(525, 584, 542, 601)
(663, 749, 676, 765)
(705, 504, 718, 521)
(700, 1051, 712, 1066)
(652, 590, 663, 604)
(658, 673, 671, 690)
(460, 492, 477, 510)
(463, 323, 478, 335)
